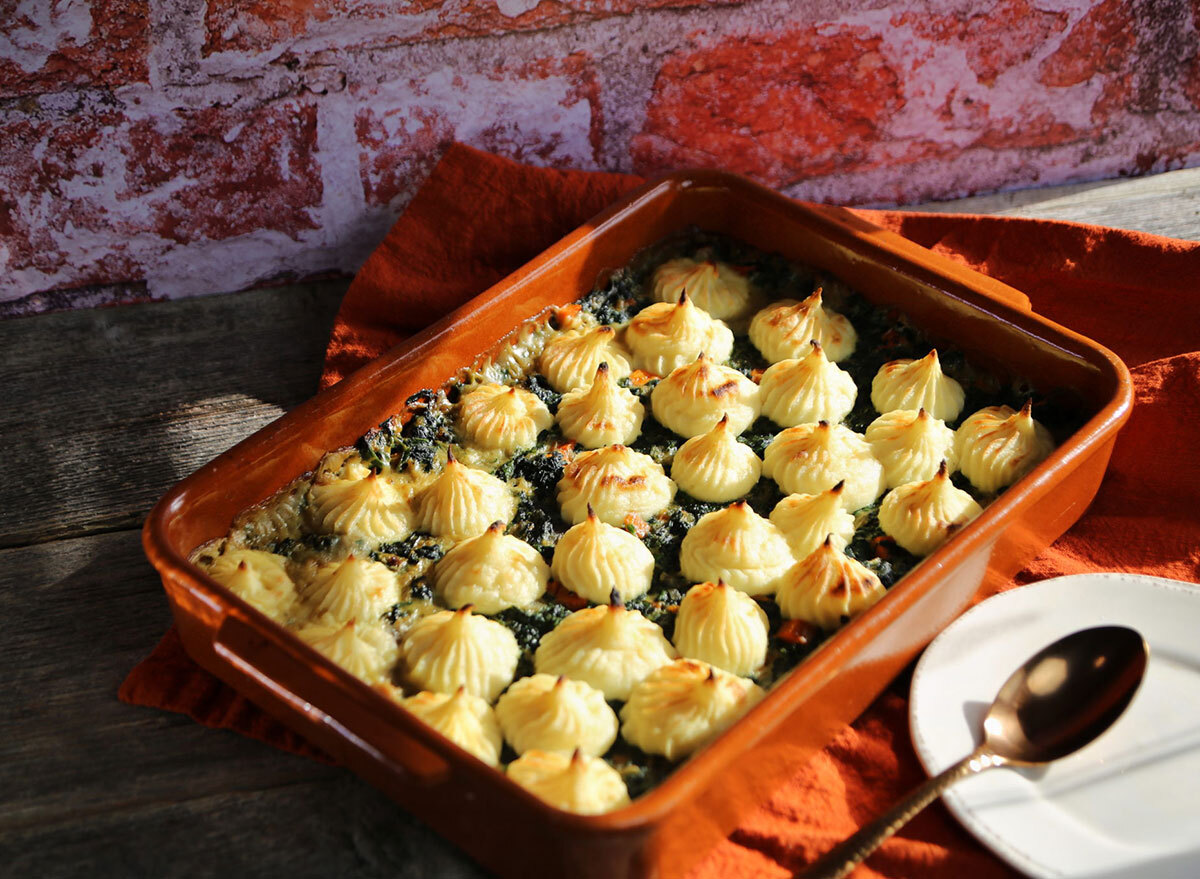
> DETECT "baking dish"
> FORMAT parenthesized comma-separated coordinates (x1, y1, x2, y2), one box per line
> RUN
(143, 170, 1132, 879)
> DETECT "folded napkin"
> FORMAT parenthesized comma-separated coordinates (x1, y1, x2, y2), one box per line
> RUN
(122, 144, 1200, 878)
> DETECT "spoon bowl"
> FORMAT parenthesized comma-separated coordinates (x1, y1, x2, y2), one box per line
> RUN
(986, 625, 1148, 765)
(804, 625, 1149, 879)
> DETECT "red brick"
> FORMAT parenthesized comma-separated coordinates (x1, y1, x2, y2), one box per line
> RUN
(1170, 0, 1200, 111)
(204, 0, 738, 56)
(0, 111, 142, 290)
(0, 0, 149, 98)
(0, 96, 322, 297)
(896, 0, 1068, 86)
(1094, 69, 1137, 120)
(124, 100, 323, 243)
(355, 54, 602, 207)
(630, 27, 904, 186)
(1187, 54, 1200, 111)
(1039, 0, 1136, 87)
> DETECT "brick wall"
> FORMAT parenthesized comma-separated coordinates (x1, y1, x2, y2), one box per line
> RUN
(2, 0, 1199, 312)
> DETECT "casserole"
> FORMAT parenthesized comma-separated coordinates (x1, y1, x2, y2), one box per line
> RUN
(143, 170, 1132, 879)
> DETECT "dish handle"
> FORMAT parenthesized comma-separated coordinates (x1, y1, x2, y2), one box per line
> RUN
(213, 611, 452, 787)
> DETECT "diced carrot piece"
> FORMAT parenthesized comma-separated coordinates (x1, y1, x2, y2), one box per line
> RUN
(551, 440, 577, 463)
(552, 303, 583, 328)
(627, 369, 656, 387)
(547, 579, 589, 611)
(622, 513, 651, 539)
(777, 619, 817, 645)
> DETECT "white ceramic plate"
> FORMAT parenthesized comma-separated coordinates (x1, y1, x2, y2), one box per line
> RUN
(909, 573, 1200, 879)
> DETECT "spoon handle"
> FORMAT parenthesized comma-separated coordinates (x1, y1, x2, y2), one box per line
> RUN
(801, 746, 1005, 879)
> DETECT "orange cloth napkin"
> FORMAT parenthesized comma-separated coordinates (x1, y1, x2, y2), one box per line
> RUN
(121, 144, 1200, 878)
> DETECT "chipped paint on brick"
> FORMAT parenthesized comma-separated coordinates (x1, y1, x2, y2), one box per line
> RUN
(123, 101, 323, 243)
(896, 0, 1069, 87)
(1039, 0, 1135, 88)
(202, 0, 740, 59)
(354, 53, 602, 208)
(0, 0, 149, 97)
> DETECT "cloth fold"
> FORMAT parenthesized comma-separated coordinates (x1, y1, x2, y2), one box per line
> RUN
(122, 144, 1200, 879)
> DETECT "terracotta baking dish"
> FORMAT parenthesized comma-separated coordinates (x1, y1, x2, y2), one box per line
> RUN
(143, 171, 1132, 879)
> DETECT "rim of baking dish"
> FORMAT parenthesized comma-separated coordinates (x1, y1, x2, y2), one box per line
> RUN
(144, 169, 1134, 832)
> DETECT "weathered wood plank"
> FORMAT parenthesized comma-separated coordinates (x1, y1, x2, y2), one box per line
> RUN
(0, 529, 482, 878)
(906, 166, 1200, 241)
(0, 530, 327, 827)
(0, 279, 347, 548)
(0, 775, 480, 879)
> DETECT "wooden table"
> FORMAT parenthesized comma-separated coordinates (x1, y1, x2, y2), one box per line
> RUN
(4, 168, 1198, 877)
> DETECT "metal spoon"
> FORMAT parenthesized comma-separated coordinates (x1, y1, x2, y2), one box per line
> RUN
(804, 625, 1149, 879)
